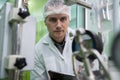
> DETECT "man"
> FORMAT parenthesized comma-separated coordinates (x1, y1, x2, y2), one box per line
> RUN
(31, 0, 75, 80)
(31, 0, 107, 80)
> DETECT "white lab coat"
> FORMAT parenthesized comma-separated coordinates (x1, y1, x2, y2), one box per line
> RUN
(31, 29, 75, 80)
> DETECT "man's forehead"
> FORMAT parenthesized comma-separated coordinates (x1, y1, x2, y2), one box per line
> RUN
(47, 14, 69, 18)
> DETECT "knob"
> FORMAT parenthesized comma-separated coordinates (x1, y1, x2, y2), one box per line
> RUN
(14, 58, 27, 69)
(18, 7, 30, 19)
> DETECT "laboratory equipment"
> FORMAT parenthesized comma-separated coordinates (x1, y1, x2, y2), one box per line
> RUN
(7, 0, 30, 79)
(0, 0, 36, 79)
(71, 29, 111, 80)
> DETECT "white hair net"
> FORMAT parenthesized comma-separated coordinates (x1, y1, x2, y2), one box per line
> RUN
(43, 0, 71, 19)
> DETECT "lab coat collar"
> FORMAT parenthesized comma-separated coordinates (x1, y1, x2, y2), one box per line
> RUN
(42, 29, 73, 45)
(42, 29, 73, 59)
(42, 33, 54, 45)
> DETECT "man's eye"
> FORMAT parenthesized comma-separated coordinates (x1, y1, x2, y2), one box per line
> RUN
(60, 17, 67, 22)
(49, 18, 57, 22)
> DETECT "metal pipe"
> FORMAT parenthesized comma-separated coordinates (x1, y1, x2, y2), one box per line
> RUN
(113, 0, 120, 34)
(90, 49, 111, 80)
(64, 0, 92, 9)
(15, 0, 23, 8)
(76, 1, 92, 9)
(16, 23, 23, 55)
(14, 70, 20, 80)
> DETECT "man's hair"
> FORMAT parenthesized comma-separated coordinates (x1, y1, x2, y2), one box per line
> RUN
(43, 0, 71, 19)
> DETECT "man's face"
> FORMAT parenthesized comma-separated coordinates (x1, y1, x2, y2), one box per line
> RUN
(45, 14, 70, 42)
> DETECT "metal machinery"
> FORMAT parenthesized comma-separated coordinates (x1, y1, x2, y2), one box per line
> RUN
(71, 27, 120, 80)
(64, 0, 120, 80)
(71, 29, 111, 80)
(0, 0, 36, 80)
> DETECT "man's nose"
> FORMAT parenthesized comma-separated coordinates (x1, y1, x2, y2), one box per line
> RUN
(56, 20, 62, 28)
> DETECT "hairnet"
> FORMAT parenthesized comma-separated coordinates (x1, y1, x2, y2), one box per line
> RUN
(43, 0, 71, 19)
